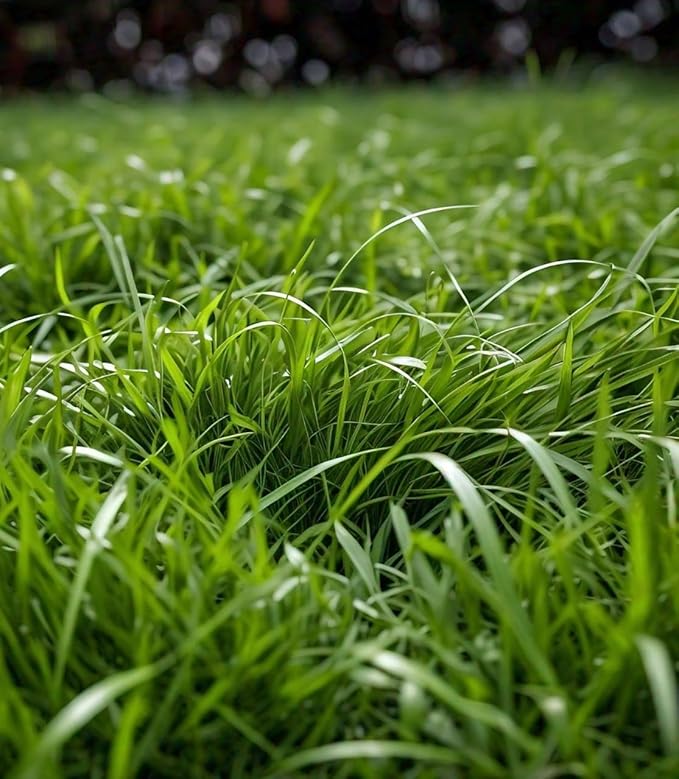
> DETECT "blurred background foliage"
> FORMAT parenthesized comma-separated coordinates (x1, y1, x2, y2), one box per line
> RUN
(0, 0, 678, 94)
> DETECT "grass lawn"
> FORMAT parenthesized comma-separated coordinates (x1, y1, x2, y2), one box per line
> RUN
(1, 74, 678, 778)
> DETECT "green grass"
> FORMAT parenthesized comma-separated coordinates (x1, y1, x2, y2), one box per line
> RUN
(0, 75, 678, 778)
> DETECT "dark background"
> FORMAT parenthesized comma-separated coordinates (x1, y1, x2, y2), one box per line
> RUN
(1, 0, 678, 94)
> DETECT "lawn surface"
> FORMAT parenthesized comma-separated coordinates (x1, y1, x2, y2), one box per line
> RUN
(1, 75, 678, 778)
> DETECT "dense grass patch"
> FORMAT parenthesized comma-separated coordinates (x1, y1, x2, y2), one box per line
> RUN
(1, 77, 678, 778)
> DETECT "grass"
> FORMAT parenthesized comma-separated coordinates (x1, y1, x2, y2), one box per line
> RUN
(0, 73, 678, 778)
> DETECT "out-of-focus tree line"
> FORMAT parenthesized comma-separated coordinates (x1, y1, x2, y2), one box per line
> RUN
(1, 0, 677, 93)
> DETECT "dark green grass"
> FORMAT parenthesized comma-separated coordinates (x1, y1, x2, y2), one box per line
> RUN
(1, 75, 678, 778)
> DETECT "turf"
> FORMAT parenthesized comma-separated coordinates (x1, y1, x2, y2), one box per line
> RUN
(0, 74, 678, 778)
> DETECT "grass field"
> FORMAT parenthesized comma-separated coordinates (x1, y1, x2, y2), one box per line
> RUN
(1, 75, 678, 778)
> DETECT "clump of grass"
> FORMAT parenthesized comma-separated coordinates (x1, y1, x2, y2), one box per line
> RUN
(1, 78, 678, 778)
